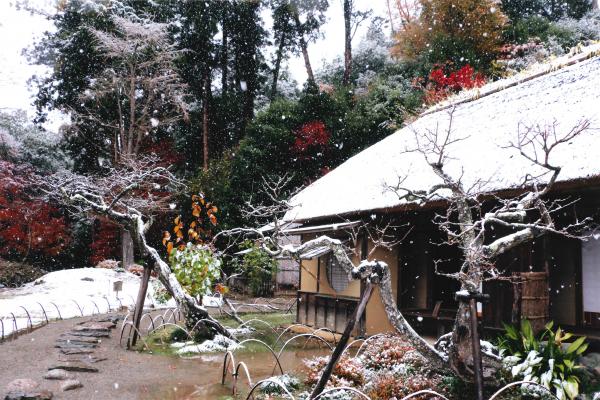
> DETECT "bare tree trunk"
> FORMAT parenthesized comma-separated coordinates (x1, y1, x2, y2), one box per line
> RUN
(386, 0, 396, 35)
(221, 7, 228, 95)
(202, 69, 210, 172)
(342, 0, 352, 86)
(292, 10, 315, 84)
(130, 265, 151, 347)
(121, 229, 134, 269)
(270, 31, 286, 101)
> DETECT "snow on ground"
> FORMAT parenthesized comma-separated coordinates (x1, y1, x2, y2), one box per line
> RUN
(0, 268, 174, 338)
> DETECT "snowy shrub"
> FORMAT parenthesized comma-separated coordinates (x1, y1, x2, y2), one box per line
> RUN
(258, 374, 301, 396)
(304, 356, 365, 388)
(553, 10, 600, 47)
(498, 320, 589, 399)
(172, 334, 241, 354)
(357, 335, 414, 371)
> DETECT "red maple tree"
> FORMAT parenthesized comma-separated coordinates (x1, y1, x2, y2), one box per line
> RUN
(292, 120, 330, 155)
(425, 64, 485, 104)
(0, 161, 70, 260)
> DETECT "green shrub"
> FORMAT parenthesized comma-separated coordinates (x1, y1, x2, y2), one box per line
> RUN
(498, 320, 589, 399)
(238, 240, 278, 296)
(169, 243, 222, 300)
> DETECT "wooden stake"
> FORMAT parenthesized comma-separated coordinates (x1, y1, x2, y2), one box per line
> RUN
(310, 282, 373, 399)
(130, 266, 151, 348)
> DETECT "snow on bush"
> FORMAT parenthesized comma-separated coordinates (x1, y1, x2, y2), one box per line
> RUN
(172, 334, 241, 354)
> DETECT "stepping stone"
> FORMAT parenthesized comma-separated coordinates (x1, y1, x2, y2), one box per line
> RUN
(5, 379, 39, 392)
(48, 361, 98, 373)
(4, 390, 53, 400)
(58, 355, 107, 364)
(66, 330, 110, 338)
(90, 314, 123, 324)
(4, 380, 52, 400)
(59, 348, 95, 355)
(57, 336, 100, 344)
(54, 342, 97, 349)
(75, 321, 116, 330)
(60, 380, 82, 391)
(43, 369, 73, 380)
(72, 325, 109, 333)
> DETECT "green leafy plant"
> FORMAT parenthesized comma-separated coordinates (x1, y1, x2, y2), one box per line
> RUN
(238, 240, 278, 296)
(498, 320, 588, 399)
(168, 243, 222, 301)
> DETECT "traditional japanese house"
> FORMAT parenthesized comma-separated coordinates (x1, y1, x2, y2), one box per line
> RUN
(283, 46, 600, 340)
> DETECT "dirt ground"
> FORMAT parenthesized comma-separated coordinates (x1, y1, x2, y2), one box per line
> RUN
(0, 315, 232, 400)
(0, 303, 323, 400)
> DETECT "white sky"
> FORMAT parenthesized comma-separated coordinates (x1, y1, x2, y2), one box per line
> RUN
(0, 0, 391, 123)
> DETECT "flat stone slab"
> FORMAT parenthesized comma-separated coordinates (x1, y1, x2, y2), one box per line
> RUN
(72, 325, 109, 333)
(75, 321, 116, 330)
(54, 342, 97, 349)
(58, 355, 107, 364)
(65, 330, 110, 338)
(5, 379, 39, 393)
(57, 336, 100, 344)
(58, 348, 95, 355)
(4, 390, 53, 400)
(60, 380, 82, 391)
(48, 362, 98, 373)
(43, 369, 73, 381)
(4, 380, 52, 400)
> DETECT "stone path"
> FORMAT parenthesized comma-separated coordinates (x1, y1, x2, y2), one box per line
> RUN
(4, 315, 121, 400)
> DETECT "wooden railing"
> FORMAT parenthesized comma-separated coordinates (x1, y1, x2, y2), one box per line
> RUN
(296, 291, 363, 335)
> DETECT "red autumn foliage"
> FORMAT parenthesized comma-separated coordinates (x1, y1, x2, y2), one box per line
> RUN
(425, 63, 485, 104)
(292, 120, 330, 155)
(89, 217, 120, 265)
(0, 161, 70, 260)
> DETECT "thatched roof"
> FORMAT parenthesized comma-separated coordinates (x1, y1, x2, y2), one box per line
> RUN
(285, 46, 600, 222)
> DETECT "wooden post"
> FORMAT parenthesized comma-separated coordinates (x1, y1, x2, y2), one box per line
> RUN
(130, 266, 151, 348)
(310, 282, 373, 399)
(469, 298, 484, 400)
(456, 290, 489, 400)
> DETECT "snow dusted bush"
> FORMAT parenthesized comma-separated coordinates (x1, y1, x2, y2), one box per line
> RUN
(258, 374, 301, 396)
(304, 356, 365, 388)
(554, 10, 600, 46)
(357, 335, 415, 371)
(171, 334, 241, 355)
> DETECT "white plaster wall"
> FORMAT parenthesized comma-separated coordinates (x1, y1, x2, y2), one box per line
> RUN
(582, 234, 600, 312)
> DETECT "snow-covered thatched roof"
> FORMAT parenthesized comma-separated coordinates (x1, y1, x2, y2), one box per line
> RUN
(284, 46, 600, 223)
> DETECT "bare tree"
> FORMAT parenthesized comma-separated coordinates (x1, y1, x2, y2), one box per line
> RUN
(74, 15, 189, 164)
(44, 158, 232, 339)
(389, 109, 592, 381)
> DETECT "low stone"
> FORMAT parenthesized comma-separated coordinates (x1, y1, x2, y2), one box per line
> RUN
(4, 390, 53, 400)
(58, 355, 107, 364)
(58, 348, 95, 355)
(42, 369, 72, 381)
(57, 336, 99, 344)
(66, 330, 109, 338)
(5, 380, 38, 393)
(76, 320, 116, 329)
(48, 362, 98, 373)
(60, 380, 82, 392)
(54, 342, 97, 349)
